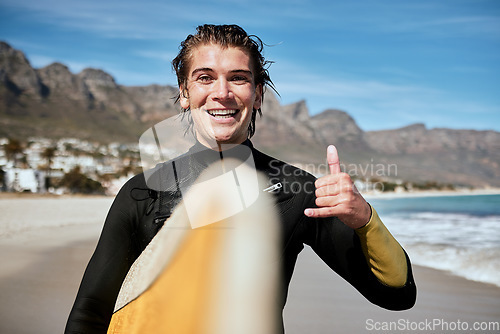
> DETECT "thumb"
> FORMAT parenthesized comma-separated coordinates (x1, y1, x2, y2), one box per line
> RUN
(327, 145, 341, 174)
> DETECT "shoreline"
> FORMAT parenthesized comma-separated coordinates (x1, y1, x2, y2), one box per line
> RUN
(2, 186, 500, 200)
(0, 192, 110, 199)
(362, 187, 500, 200)
(0, 195, 114, 238)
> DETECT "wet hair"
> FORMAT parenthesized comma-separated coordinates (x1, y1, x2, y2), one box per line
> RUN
(172, 24, 276, 138)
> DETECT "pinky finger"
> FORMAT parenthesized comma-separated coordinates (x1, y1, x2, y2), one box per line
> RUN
(304, 207, 338, 218)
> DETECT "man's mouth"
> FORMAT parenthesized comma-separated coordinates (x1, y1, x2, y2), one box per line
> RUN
(206, 109, 239, 119)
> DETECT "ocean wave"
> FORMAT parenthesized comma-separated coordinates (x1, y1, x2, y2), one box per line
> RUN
(383, 212, 500, 248)
(404, 243, 500, 288)
(378, 209, 500, 288)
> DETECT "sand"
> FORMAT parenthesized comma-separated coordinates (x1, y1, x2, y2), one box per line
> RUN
(0, 196, 499, 334)
(284, 248, 500, 334)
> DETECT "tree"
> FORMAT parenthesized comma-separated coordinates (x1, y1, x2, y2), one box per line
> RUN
(58, 166, 105, 194)
(41, 146, 57, 189)
(4, 138, 24, 167)
(41, 147, 56, 168)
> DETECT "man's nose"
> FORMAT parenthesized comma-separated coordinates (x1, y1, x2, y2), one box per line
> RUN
(212, 79, 232, 100)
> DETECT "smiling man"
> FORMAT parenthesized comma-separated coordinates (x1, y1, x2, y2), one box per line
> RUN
(66, 24, 416, 334)
(179, 44, 262, 148)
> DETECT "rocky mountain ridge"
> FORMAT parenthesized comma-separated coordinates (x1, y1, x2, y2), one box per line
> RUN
(1, 41, 499, 187)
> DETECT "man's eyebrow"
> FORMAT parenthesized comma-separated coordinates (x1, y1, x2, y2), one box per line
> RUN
(229, 69, 253, 75)
(190, 68, 253, 77)
(191, 67, 213, 77)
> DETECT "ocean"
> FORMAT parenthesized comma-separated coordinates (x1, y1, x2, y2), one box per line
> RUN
(368, 193, 500, 288)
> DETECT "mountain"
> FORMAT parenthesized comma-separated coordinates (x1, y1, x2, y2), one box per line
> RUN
(1, 41, 499, 187)
(364, 124, 500, 187)
(0, 41, 177, 142)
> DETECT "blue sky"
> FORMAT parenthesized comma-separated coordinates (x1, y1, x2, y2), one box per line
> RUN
(1, 0, 499, 131)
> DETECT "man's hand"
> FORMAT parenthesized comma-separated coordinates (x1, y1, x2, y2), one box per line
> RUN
(304, 145, 372, 229)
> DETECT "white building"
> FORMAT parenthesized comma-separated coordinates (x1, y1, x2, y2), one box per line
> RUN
(3, 168, 45, 193)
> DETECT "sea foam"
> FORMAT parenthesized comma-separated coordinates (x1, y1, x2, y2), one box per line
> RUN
(371, 194, 500, 288)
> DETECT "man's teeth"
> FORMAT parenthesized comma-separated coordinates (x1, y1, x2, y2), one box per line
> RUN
(207, 109, 238, 118)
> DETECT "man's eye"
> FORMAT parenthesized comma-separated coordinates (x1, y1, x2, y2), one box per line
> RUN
(231, 76, 249, 83)
(198, 75, 213, 83)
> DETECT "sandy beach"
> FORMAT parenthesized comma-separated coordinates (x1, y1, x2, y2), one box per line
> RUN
(0, 196, 499, 334)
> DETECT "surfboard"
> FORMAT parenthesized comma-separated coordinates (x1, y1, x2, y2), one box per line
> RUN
(108, 160, 280, 334)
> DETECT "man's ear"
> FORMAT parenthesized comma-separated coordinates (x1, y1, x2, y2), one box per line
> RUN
(179, 87, 189, 109)
(253, 84, 263, 110)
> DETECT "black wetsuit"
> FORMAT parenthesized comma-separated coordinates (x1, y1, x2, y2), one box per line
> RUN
(65, 140, 416, 333)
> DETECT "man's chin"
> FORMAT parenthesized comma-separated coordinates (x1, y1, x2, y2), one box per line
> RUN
(196, 130, 246, 149)
(211, 132, 241, 144)
(213, 137, 247, 150)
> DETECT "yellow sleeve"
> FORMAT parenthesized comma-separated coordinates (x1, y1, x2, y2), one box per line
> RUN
(355, 205, 408, 287)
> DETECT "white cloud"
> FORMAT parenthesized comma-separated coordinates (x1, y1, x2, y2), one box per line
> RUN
(272, 59, 437, 102)
(1, 0, 278, 40)
(268, 58, 499, 131)
(27, 54, 61, 68)
(1, 0, 193, 40)
(135, 50, 178, 62)
(28, 52, 176, 85)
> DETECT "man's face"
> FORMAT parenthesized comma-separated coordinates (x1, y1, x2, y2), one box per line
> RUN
(180, 44, 262, 149)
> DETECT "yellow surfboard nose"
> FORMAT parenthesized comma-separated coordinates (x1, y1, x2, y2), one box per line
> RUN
(108, 163, 280, 334)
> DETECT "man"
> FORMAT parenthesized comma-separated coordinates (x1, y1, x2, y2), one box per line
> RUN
(66, 24, 416, 333)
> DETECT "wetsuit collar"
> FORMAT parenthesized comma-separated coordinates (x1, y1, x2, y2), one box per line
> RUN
(187, 139, 254, 167)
